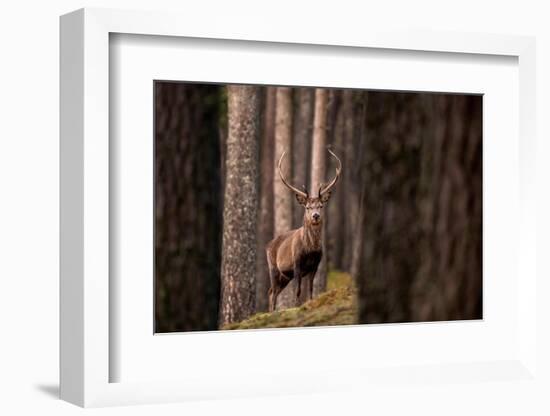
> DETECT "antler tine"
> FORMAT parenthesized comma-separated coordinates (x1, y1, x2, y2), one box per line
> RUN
(319, 148, 342, 196)
(278, 150, 308, 198)
(317, 182, 324, 198)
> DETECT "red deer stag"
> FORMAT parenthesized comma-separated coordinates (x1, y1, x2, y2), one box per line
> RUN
(266, 149, 342, 311)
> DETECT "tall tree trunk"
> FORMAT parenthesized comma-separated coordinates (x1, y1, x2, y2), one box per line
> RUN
(255, 87, 276, 312)
(310, 88, 329, 296)
(354, 92, 482, 324)
(326, 90, 345, 271)
(342, 89, 360, 272)
(350, 92, 368, 279)
(218, 87, 229, 200)
(410, 94, 482, 321)
(292, 88, 314, 228)
(155, 82, 222, 332)
(355, 92, 424, 324)
(219, 85, 260, 326)
(292, 88, 315, 306)
(273, 87, 295, 309)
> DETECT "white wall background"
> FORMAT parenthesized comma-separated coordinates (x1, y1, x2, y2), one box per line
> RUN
(1, 0, 548, 415)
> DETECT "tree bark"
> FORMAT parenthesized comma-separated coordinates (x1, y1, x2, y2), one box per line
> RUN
(354, 92, 424, 324)
(292, 88, 314, 228)
(255, 87, 276, 312)
(273, 87, 295, 309)
(342, 89, 360, 272)
(354, 92, 482, 324)
(219, 85, 261, 326)
(155, 82, 222, 332)
(310, 88, 329, 296)
(326, 90, 345, 271)
(350, 92, 368, 279)
(410, 94, 482, 321)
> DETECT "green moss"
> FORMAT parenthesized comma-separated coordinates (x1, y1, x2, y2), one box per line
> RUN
(222, 270, 358, 330)
(327, 270, 354, 290)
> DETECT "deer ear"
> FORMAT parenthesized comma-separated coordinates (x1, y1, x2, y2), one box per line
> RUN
(320, 191, 332, 203)
(295, 193, 308, 206)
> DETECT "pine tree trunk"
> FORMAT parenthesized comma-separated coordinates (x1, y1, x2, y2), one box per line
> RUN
(273, 87, 295, 309)
(292, 88, 314, 228)
(355, 92, 425, 323)
(350, 93, 368, 279)
(155, 82, 222, 332)
(255, 87, 276, 312)
(342, 89, 360, 272)
(219, 85, 261, 326)
(355, 92, 482, 324)
(326, 90, 345, 271)
(410, 94, 482, 321)
(310, 88, 329, 296)
(290, 88, 315, 306)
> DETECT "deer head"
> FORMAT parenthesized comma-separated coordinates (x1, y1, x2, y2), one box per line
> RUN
(278, 149, 342, 227)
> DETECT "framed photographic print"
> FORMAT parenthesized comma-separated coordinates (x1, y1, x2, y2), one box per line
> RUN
(60, 7, 537, 408)
(150, 81, 483, 333)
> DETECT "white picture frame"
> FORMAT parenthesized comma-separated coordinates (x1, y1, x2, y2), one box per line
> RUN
(60, 7, 537, 408)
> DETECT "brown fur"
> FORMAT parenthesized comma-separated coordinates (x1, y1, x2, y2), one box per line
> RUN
(266, 198, 327, 311)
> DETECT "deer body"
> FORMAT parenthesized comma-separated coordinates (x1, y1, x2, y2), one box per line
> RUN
(266, 224, 322, 310)
(267, 150, 341, 312)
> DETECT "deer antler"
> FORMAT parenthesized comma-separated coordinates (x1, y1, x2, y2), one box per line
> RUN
(319, 149, 342, 197)
(278, 151, 308, 198)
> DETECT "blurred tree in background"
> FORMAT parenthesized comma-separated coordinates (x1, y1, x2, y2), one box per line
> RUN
(353, 92, 482, 323)
(154, 82, 222, 332)
(255, 87, 276, 313)
(272, 87, 295, 309)
(310, 88, 330, 297)
(411, 94, 482, 321)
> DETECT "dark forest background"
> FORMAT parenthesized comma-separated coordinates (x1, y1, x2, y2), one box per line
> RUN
(154, 82, 482, 333)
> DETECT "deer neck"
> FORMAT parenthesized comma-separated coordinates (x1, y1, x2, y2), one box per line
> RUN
(301, 221, 323, 252)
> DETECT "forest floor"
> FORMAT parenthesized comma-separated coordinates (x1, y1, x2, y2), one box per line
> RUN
(223, 271, 358, 330)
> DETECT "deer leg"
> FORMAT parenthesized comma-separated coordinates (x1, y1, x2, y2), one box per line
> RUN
(268, 287, 274, 312)
(301, 273, 312, 302)
(268, 281, 281, 313)
(271, 274, 292, 312)
(271, 278, 288, 312)
(269, 277, 289, 312)
(296, 276, 302, 304)
(269, 288, 279, 312)
(267, 253, 280, 312)
(294, 264, 302, 307)
(309, 266, 319, 301)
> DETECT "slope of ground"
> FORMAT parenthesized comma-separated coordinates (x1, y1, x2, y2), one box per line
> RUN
(222, 271, 358, 330)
